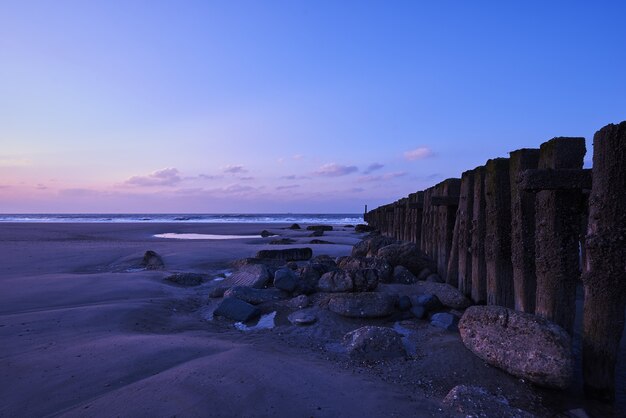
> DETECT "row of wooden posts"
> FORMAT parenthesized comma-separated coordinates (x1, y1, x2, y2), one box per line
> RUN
(364, 121, 626, 402)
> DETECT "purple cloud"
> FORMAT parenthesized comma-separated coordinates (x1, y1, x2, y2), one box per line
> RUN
(404, 147, 433, 161)
(276, 184, 300, 190)
(125, 168, 182, 187)
(238, 176, 255, 181)
(313, 163, 358, 177)
(223, 165, 248, 174)
(357, 171, 407, 183)
(363, 163, 384, 174)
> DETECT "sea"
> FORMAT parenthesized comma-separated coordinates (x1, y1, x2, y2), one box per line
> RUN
(0, 213, 364, 225)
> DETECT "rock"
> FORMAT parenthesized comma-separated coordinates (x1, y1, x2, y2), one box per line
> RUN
(392, 265, 419, 284)
(431, 313, 459, 331)
(425, 273, 443, 283)
(443, 385, 535, 418)
(410, 305, 427, 319)
(343, 326, 405, 360)
(412, 281, 471, 309)
(288, 223, 301, 230)
(260, 230, 275, 237)
(337, 256, 392, 282)
(328, 293, 395, 318)
(141, 250, 164, 270)
(231, 257, 284, 276)
(309, 255, 337, 273)
(286, 261, 299, 270)
(417, 268, 431, 281)
(354, 224, 374, 233)
(344, 224, 355, 228)
(224, 264, 271, 289)
(214, 298, 261, 322)
(309, 239, 333, 244)
(288, 310, 317, 325)
(306, 225, 333, 231)
(309, 230, 324, 237)
(208, 286, 228, 298)
(256, 248, 313, 261)
(318, 270, 353, 292)
(351, 234, 395, 258)
(295, 265, 322, 295)
(223, 286, 287, 305)
(274, 268, 299, 292)
(349, 268, 380, 292)
(411, 294, 443, 312)
(377, 242, 434, 276)
(459, 306, 574, 389)
(164, 272, 204, 286)
(285, 295, 309, 309)
(269, 238, 297, 245)
(397, 295, 412, 311)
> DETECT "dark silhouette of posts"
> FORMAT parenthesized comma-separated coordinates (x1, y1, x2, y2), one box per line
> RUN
(420, 187, 435, 258)
(450, 169, 476, 296)
(583, 122, 626, 401)
(432, 179, 461, 281)
(471, 166, 487, 304)
(529, 137, 586, 334)
(509, 148, 540, 313)
(408, 192, 424, 247)
(484, 158, 514, 308)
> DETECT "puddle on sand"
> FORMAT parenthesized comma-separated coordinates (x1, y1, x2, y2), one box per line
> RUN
(234, 311, 276, 331)
(154, 233, 263, 240)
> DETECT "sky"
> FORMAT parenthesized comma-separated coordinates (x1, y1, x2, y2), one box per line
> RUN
(1, 1, 625, 213)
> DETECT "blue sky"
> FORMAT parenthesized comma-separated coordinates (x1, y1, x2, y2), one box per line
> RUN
(1, 1, 625, 213)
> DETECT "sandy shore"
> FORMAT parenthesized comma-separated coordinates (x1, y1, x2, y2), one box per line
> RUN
(0, 223, 622, 417)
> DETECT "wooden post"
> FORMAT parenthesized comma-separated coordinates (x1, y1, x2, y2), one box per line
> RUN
(410, 192, 424, 248)
(583, 122, 626, 401)
(433, 179, 461, 281)
(420, 187, 434, 258)
(534, 137, 586, 334)
(485, 158, 514, 308)
(509, 148, 540, 313)
(471, 166, 487, 304)
(453, 169, 475, 296)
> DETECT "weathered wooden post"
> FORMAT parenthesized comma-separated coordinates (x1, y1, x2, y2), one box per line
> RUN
(420, 187, 434, 258)
(432, 178, 461, 282)
(509, 148, 540, 313)
(485, 158, 514, 308)
(521, 137, 586, 333)
(471, 166, 487, 304)
(448, 169, 476, 295)
(583, 122, 626, 401)
(394, 198, 407, 241)
(409, 191, 424, 247)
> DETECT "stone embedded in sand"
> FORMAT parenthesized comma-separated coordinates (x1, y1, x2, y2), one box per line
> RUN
(343, 326, 405, 360)
(223, 286, 287, 305)
(285, 294, 309, 309)
(256, 248, 313, 261)
(309, 239, 333, 244)
(274, 268, 299, 292)
(288, 223, 301, 230)
(214, 298, 261, 322)
(260, 230, 275, 237)
(354, 224, 374, 233)
(376, 242, 434, 277)
(225, 264, 271, 289)
(328, 293, 395, 318)
(459, 305, 573, 389)
(309, 230, 324, 237)
(164, 272, 205, 286)
(430, 313, 459, 331)
(392, 265, 418, 284)
(141, 250, 164, 270)
(269, 238, 297, 245)
(288, 310, 317, 326)
(318, 270, 353, 292)
(412, 281, 470, 310)
(443, 385, 535, 418)
(306, 225, 333, 232)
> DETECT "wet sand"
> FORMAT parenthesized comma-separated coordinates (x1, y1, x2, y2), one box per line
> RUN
(0, 223, 623, 417)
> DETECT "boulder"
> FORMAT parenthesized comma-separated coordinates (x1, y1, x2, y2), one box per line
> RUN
(141, 250, 164, 270)
(223, 264, 271, 289)
(337, 256, 392, 282)
(256, 248, 313, 261)
(410, 306, 427, 319)
(309, 255, 337, 273)
(411, 294, 443, 312)
(443, 385, 535, 418)
(344, 224, 355, 228)
(208, 286, 228, 298)
(343, 326, 405, 360)
(349, 268, 380, 292)
(354, 224, 375, 233)
(285, 295, 309, 309)
(260, 230, 275, 237)
(269, 238, 297, 245)
(351, 234, 395, 258)
(295, 265, 322, 295)
(214, 298, 261, 322)
(288, 223, 301, 230)
(164, 273, 204, 286)
(459, 306, 574, 389)
(430, 313, 459, 331)
(309, 239, 333, 244)
(328, 293, 395, 318)
(286, 261, 299, 270)
(318, 270, 353, 293)
(397, 295, 412, 311)
(412, 281, 470, 309)
(231, 257, 284, 276)
(288, 310, 317, 326)
(306, 225, 333, 231)
(377, 242, 434, 276)
(223, 286, 287, 305)
(274, 268, 299, 292)
(392, 265, 419, 284)
(425, 273, 443, 283)
(309, 230, 324, 237)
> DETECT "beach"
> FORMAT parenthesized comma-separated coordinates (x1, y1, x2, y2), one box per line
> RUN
(0, 222, 619, 417)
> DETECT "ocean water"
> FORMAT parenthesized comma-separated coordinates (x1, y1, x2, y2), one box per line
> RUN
(0, 213, 363, 225)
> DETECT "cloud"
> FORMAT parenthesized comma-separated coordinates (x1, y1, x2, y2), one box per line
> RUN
(404, 147, 433, 161)
(223, 165, 248, 174)
(222, 184, 255, 193)
(280, 174, 310, 180)
(357, 171, 407, 183)
(125, 168, 182, 187)
(292, 154, 304, 160)
(0, 155, 31, 167)
(363, 163, 384, 174)
(276, 184, 300, 190)
(36, 184, 48, 190)
(313, 163, 358, 177)
(238, 176, 255, 181)
(198, 174, 223, 180)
